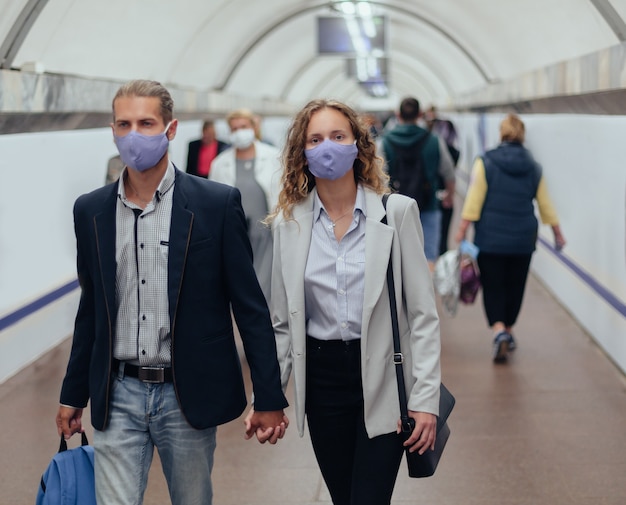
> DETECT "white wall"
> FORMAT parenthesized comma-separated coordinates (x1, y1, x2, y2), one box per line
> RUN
(450, 112, 626, 374)
(0, 120, 218, 383)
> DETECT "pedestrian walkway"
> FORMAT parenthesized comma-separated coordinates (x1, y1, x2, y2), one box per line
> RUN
(1, 273, 625, 504)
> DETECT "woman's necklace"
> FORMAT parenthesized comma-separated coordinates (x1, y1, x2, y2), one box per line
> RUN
(327, 210, 353, 230)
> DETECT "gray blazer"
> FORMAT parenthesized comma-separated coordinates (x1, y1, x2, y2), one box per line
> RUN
(271, 186, 441, 438)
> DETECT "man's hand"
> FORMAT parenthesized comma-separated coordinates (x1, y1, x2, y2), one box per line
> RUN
(244, 407, 289, 444)
(56, 406, 84, 440)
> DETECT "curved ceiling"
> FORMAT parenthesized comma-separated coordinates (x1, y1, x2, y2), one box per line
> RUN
(1, 0, 624, 111)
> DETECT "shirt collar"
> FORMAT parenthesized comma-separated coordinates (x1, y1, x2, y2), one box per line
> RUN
(118, 161, 176, 203)
(312, 183, 366, 222)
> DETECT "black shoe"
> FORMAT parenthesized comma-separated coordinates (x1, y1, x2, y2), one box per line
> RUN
(492, 332, 510, 363)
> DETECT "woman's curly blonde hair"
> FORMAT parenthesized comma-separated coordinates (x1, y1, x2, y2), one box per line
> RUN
(267, 99, 388, 223)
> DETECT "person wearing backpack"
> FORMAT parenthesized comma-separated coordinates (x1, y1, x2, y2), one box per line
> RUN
(382, 97, 456, 269)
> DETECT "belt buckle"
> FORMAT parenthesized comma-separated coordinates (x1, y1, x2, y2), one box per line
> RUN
(138, 366, 165, 383)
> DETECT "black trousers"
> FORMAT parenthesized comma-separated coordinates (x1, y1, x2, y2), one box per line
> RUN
(477, 252, 532, 327)
(305, 337, 404, 505)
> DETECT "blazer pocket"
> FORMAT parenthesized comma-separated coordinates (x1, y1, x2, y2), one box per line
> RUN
(200, 329, 232, 344)
(188, 237, 214, 253)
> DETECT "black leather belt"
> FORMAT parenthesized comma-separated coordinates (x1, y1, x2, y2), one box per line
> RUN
(306, 335, 361, 350)
(113, 360, 173, 383)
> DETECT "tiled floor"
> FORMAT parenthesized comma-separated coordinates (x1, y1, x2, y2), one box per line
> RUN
(2, 273, 625, 504)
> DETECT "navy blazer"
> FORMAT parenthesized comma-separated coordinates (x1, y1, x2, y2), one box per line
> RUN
(60, 168, 287, 430)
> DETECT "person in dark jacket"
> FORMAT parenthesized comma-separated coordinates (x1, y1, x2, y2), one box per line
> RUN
(56, 80, 288, 505)
(382, 97, 455, 269)
(455, 114, 566, 363)
(185, 120, 229, 177)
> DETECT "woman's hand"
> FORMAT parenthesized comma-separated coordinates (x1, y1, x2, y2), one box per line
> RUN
(397, 411, 437, 454)
(454, 218, 471, 244)
(552, 225, 566, 251)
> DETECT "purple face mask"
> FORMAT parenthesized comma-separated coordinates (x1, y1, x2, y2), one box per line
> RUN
(114, 122, 171, 172)
(304, 140, 358, 180)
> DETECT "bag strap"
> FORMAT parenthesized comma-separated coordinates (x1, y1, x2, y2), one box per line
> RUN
(58, 431, 89, 452)
(381, 194, 414, 435)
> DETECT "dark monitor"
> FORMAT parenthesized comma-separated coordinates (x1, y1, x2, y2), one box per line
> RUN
(317, 16, 386, 55)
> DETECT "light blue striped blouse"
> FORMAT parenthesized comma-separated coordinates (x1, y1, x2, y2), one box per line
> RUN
(304, 184, 367, 341)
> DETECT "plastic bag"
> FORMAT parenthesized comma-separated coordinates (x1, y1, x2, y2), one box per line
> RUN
(433, 249, 461, 315)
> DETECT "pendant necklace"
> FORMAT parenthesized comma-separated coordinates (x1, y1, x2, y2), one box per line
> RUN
(327, 210, 353, 230)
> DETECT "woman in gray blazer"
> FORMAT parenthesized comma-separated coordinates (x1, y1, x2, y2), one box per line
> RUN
(259, 99, 441, 504)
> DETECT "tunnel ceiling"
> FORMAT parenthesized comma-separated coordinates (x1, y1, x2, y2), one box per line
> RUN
(1, 0, 624, 111)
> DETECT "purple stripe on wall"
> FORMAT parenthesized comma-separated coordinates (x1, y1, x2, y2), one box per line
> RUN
(537, 236, 626, 317)
(0, 279, 79, 332)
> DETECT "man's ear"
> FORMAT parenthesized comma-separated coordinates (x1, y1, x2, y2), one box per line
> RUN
(167, 119, 179, 140)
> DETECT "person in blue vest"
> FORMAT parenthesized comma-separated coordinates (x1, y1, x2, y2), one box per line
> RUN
(455, 114, 566, 363)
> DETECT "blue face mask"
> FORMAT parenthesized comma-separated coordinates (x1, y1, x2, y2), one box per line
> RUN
(304, 140, 358, 180)
(114, 122, 171, 172)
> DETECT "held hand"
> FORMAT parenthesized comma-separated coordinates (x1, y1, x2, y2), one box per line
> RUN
(397, 411, 437, 455)
(244, 407, 289, 444)
(56, 406, 84, 440)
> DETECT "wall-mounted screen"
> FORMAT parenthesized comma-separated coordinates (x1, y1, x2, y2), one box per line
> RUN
(317, 16, 386, 55)
(346, 57, 388, 82)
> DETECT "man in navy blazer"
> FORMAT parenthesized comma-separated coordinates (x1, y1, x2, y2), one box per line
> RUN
(56, 80, 288, 505)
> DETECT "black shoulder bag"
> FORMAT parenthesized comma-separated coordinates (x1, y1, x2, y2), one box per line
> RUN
(382, 193, 455, 478)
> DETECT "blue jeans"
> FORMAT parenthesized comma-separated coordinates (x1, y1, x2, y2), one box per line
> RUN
(93, 366, 217, 505)
(419, 209, 442, 262)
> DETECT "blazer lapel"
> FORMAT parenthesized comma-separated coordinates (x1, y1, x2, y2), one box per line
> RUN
(168, 172, 194, 324)
(362, 190, 394, 340)
(93, 187, 118, 325)
(279, 191, 315, 315)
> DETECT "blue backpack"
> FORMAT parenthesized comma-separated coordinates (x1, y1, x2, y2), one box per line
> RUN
(36, 432, 96, 505)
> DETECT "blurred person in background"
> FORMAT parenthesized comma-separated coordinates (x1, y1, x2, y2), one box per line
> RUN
(455, 113, 566, 363)
(424, 105, 460, 255)
(382, 97, 455, 270)
(186, 119, 230, 178)
(210, 108, 281, 303)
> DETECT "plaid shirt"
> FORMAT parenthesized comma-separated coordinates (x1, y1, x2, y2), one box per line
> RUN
(113, 163, 175, 366)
